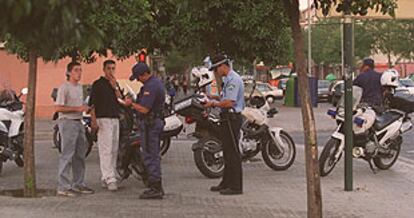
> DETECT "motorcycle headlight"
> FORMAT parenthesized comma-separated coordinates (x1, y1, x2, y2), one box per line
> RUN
(327, 109, 337, 118)
(354, 116, 365, 127)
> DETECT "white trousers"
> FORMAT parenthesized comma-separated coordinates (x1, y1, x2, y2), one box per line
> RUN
(97, 118, 119, 184)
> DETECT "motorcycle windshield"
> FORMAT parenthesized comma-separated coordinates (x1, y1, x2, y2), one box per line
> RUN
(337, 86, 363, 111)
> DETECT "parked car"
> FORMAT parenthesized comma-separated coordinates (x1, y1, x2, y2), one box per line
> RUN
(328, 80, 344, 106)
(397, 79, 414, 95)
(255, 82, 284, 103)
(317, 80, 331, 102)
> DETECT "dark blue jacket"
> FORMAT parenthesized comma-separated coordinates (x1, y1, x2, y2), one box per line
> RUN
(353, 69, 383, 107)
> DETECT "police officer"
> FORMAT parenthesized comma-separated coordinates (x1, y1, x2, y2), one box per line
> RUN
(126, 62, 165, 199)
(354, 58, 383, 108)
(204, 54, 245, 195)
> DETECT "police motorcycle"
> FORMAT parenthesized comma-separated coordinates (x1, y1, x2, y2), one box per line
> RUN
(319, 70, 414, 177)
(174, 67, 296, 178)
(116, 96, 148, 185)
(50, 88, 96, 158)
(0, 87, 28, 175)
(159, 93, 184, 156)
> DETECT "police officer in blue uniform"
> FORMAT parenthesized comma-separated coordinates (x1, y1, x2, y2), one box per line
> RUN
(126, 62, 165, 199)
(204, 54, 245, 195)
(354, 58, 383, 108)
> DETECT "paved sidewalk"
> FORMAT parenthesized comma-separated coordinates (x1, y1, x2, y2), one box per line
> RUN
(1, 135, 414, 217)
(1, 104, 413, 217)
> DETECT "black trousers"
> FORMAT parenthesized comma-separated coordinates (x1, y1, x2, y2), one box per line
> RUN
(218, 113, 243, 191)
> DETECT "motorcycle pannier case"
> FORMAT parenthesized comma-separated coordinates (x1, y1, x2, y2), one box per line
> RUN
(173, 94, 205, 120)
(389, 92, 414, 113)
(161, 115, 184, 138)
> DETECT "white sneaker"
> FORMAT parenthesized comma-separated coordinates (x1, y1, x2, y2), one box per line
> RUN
(107, 182, 118, 191)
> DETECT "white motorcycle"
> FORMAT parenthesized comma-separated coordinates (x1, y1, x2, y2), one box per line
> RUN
(175, 81, 296, 178)
(319, 86, 414, 176)
(0, 88, 28, 174)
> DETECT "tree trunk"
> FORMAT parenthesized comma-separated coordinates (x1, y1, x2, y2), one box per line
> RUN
(283, 0, 322, 217)
(253, 58, 257, 80)
(387, 52, 392, 68)
(23, 49, 38, 197)
(70, 49, 78, 63)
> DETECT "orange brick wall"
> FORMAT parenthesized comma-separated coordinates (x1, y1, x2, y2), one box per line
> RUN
(0, 50, 137, 118)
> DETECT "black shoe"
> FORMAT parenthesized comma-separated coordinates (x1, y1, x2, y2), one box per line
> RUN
(219, 188, 243, 195)
(139, 188, 164, 199)
(210, 185, 227, 192)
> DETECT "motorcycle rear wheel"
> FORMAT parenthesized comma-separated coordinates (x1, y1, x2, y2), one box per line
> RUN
(373, 137, 401, 170)
(319, 138, 342, 177)
(54, 129, 93, 158)
(53, 127, 61, 152)
(193, 136, 224, 178)
(262, 130, 296, 171)
(15, 155, 24, 167)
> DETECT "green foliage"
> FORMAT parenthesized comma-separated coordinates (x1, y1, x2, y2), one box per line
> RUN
(304, 18, 414, 66)
(88, 0, 152, 59)
(315, 0, 398, 17)
(0, 0, 104, 61)
(164, 46, 206, 74)
(303, 19, 374, 65)
(362, 19, 414, 64)
(168, 0, 294, 66)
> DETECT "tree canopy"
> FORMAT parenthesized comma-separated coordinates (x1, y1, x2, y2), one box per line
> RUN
(165, 0, 294, 66)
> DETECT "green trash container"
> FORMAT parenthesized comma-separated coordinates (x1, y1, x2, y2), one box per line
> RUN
(284, 77, 296, 107)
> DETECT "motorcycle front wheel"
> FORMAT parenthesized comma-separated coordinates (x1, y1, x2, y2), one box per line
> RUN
(13, 135, 24, 167)
(53, 126, 61, 151)
(319, 138, 342, 177)
(160, 137, 171, 156)
(193, 136, 224, 178)
(0, 157, 3, 175)
(262, 130, 296, 171)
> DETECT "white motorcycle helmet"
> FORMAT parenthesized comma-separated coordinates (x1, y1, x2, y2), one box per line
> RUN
(202, 56, 212, 69)
(381, 69, 399, 87)
(191, 67, 214, 88)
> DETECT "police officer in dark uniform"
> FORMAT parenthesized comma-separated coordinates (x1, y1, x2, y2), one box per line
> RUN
(204, 54, 245, 195)
(126, 62, 165, 199)
(354, 58, 383, 108)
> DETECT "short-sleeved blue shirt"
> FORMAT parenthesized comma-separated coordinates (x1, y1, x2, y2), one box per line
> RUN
(136, 75, 165, 114)
(353, 69, 383, 107)
(221, 70, 245, 113)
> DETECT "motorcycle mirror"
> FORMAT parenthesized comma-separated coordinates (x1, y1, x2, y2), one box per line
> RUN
(21, 88, 28, 95)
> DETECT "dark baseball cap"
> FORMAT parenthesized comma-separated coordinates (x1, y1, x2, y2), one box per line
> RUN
(362, 58, 375, 69)
(209, 54, 229, 71)
(129, 62, 150, 81)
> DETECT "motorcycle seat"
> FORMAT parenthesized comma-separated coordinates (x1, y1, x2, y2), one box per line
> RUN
(373, 111, 402, 131)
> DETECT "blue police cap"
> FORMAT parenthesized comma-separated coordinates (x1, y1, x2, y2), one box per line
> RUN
(130, 62, 150, 81)
(362, 58, 375, 69)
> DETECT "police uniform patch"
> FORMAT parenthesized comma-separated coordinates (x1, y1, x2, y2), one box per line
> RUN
(144, 91, 150, 96)
(227, 83, 236, 91)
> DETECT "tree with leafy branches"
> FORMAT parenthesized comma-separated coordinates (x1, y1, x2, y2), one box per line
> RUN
(0, 1, 105, 197)
(282, 0, 397, 217)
